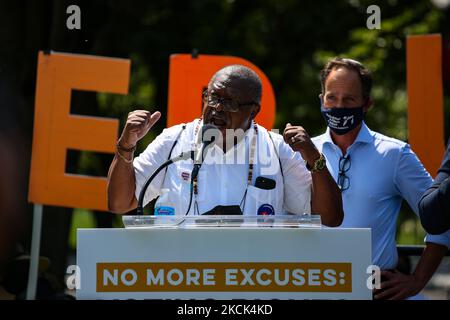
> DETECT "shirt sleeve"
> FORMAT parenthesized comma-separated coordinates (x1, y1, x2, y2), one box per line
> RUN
(393, 144, 433, 213)
(393, 143, 450, 248)
(424, 229, 450, 250)
(419, 178, 450, 235)
(433, 139, 450, 186)
(277, 137, 312, 214)
(133, 126, 183, 206)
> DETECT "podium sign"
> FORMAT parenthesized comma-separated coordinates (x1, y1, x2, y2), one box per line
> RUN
(77, 222, 371, 300)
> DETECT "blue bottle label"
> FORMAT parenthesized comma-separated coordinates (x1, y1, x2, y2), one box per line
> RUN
(154, 206, 175, 216)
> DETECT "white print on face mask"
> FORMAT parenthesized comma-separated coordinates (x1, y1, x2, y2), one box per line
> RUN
(326, 114, 341, 128)
(342, 115, 354, 126)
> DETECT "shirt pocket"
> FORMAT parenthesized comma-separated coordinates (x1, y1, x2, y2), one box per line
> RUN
(176, 163, 193, 187)
(176, 163, 207, 204)
(165, 163, 190, 214)
(243, 185, 280, 216)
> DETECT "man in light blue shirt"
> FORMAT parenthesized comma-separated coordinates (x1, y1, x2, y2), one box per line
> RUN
(311, 57, 450, 300)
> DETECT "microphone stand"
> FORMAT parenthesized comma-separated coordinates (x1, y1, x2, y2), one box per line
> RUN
(136, 151, 194, 215)
(185, 135, 216, 215)
(137, 123, 217, 216)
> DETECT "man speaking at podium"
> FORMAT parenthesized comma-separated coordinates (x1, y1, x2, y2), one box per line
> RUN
(107, 65, 343, 226)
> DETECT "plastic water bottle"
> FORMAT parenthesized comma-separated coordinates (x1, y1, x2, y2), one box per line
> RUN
(154, 189, 175, 215)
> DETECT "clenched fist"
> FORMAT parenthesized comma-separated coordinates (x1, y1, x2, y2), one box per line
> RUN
(283, 123, 320, 166)
(118, 110, 161, 149)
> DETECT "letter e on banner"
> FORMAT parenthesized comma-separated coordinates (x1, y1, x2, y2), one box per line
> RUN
(28, 51, 130, 211)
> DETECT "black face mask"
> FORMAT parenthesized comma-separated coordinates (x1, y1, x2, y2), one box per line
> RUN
(320, 101, 365, 135)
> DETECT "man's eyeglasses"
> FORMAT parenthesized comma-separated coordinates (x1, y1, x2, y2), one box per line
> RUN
(202, 90, 259, 113)
(338, 154, 351, 191)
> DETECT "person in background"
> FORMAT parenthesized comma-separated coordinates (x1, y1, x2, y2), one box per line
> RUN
(312, 57, 450, 299)
(419, 139, 450, 234)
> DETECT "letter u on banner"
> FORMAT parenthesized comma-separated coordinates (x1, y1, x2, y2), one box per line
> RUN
(28, 51, 130, 211)
(167, 54, 276, 129)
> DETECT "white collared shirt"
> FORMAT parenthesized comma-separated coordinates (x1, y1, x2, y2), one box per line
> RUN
(134, 119, 312, 216)
(313, 122, 450, 270)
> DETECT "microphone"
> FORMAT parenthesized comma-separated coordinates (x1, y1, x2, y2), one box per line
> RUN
(192, 123, 217, 181)
(194, 124, 217, 164)
(186, 124, 218, 215)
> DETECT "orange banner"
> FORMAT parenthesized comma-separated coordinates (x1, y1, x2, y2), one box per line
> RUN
(407, 34, 446, 176)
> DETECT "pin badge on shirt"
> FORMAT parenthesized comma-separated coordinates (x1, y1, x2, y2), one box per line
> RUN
(258, 204, 275, 215)
(181, 171, 190, 181)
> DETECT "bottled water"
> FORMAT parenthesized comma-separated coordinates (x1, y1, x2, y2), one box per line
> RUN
(154, 189, 175, 215)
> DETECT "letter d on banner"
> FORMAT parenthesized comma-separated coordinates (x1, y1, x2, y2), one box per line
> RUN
(167, 54, 276, 129)
(28, 51, 130, 211)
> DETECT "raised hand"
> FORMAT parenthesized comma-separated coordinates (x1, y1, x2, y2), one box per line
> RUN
(118, 110, 161, 149)
(283, 123, 320, 166)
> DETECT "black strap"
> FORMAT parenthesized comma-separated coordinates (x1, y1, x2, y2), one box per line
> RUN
(268, 131, 284, 181)
(161, 124, 187, 183)
(168, 124, 187, 160)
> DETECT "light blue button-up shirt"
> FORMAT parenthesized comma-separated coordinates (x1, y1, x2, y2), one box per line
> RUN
(313, 122, 450, 270)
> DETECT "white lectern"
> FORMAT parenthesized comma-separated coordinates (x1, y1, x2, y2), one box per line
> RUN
(77, 215, 371, 299)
